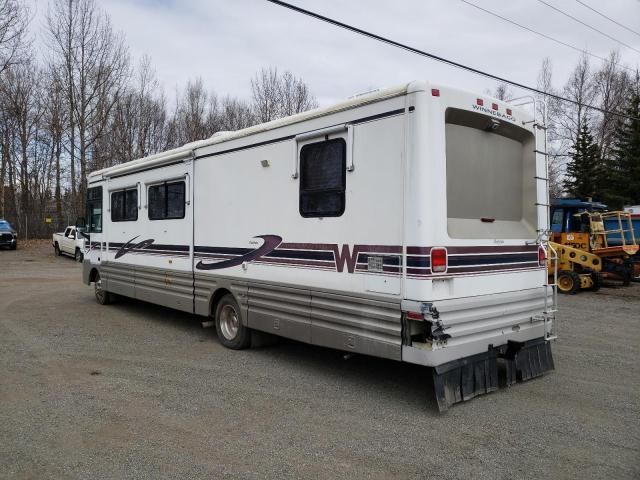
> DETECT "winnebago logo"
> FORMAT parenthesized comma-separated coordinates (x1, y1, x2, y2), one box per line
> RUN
(471, 103, 515, 122)
(196, 235, 283, 270)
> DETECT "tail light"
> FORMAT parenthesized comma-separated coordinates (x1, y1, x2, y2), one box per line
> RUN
(431, 247, 448, 273)
(538, 246, 547, 266)
(406, 311, 423, 321)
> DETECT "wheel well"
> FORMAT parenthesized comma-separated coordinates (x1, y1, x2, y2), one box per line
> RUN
(210, 288, 232, 317)
(89, 268, 99, 283)
(54, 241, 59, 246)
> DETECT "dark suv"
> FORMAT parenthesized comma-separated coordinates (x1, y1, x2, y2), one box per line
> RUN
(0, 219, 17, 250)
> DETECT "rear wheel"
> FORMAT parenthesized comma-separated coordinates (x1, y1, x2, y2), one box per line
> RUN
(75, 248, 83, 262)
(215, 294, 251, 349)
(557, 270, 581, 295)
(94, 272, 112, 305)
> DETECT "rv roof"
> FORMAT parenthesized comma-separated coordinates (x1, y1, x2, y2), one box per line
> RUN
(89, 80, 528, 180)
(90, 82, 420, 180)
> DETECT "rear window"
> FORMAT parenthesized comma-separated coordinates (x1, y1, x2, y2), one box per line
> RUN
(445, 108, 537, 239)
(299, 139, 346, 218)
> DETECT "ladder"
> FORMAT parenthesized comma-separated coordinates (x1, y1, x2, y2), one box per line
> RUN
(512, 95, 557, 341)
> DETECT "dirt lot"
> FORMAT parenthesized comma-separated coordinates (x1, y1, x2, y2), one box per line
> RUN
(0, 241, 638, 479)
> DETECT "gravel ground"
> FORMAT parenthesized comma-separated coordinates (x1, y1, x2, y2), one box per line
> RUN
(0, 241, 638, 479)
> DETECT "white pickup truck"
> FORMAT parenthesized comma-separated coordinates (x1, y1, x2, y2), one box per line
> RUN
(52, 226, 86, 261)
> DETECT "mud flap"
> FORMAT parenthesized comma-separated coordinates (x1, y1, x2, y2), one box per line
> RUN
(432, 339, 555, 412)
(432, 350, 499, 412)
(502, 338, 555, 386)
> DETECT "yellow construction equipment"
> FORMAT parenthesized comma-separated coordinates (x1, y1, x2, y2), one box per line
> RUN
(548, 241, 601, 294)
(548, 210, 638, 294)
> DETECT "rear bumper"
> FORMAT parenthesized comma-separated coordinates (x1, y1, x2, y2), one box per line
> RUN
(402, 287, 553, 367)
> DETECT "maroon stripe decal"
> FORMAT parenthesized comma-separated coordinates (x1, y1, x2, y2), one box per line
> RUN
(407, 246, 430, 255)
(448, 262, 541, 273)
(254, 257, 335, 268)
(446, 245, 538, 254)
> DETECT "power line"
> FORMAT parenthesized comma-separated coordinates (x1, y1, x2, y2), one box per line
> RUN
(575, 0, 640, 39)
(536, 0, 640, 55)
(263, 0, 639, 121)
(460, 0, 634, 73)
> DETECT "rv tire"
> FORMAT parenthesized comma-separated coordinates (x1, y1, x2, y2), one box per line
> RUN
(215, 294, 251, 350)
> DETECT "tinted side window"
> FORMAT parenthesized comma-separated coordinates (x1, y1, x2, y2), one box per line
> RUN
(111, 188, 138, 222)
(299, 139, 346, 218)
(167, 182, 185, 219)
(149, 181, 185, 220)
(148, 184, 165, 220)
(87, 186, 103, 233)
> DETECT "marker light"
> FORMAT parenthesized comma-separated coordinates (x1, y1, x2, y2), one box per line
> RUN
(431, 88, 440, 97)
(476, 98, 484, 106)
(506, 108, 512, 115)
(492, 103, 498, 110)
(431, 247, 448, 273)
(538, 246, 547, 266)
(406, 311, 424, 321)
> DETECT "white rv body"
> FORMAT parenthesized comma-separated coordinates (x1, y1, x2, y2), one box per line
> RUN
(83, 81, 555, 410)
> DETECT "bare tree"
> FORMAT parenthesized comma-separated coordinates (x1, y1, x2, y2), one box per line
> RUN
(251, 67, 281, 123)
(43, 66, 67, 227)
(278, 70, 318, 116)
(487, 83, 513, 101)
(47, 0, 130, 214)
(0, 0, 29, 76)
(536, 57, 564, 198)
(220, 96, 255, 131)
(171, 77, 211, 145)
(251, 67, 317, 122)
(557, 54, 596, 161)
(592, 51, 630, 160)
(1, 61, 44, 232)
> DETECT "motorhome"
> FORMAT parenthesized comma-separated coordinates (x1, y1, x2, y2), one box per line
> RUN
(81, 81, 556, 411)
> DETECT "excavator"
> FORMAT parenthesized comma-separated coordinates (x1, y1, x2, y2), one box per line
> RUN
(548, 199, 638, 294)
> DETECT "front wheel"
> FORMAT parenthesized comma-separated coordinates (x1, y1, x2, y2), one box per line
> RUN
(94, 272, 112, 305)
(54, 243, 61, 256)
(215, 294, 251, 349)
(557, 270, 581, 295)
(10, 243, 16, 250)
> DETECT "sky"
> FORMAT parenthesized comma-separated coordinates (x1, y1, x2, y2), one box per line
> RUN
(28, 0, 640, 107)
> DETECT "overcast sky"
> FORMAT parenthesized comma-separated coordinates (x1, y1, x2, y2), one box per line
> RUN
(31, 0, 640, 106)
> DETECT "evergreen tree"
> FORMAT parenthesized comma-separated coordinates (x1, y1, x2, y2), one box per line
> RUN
(564, 119, 603, 200)
(607, 93, 640, 208)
